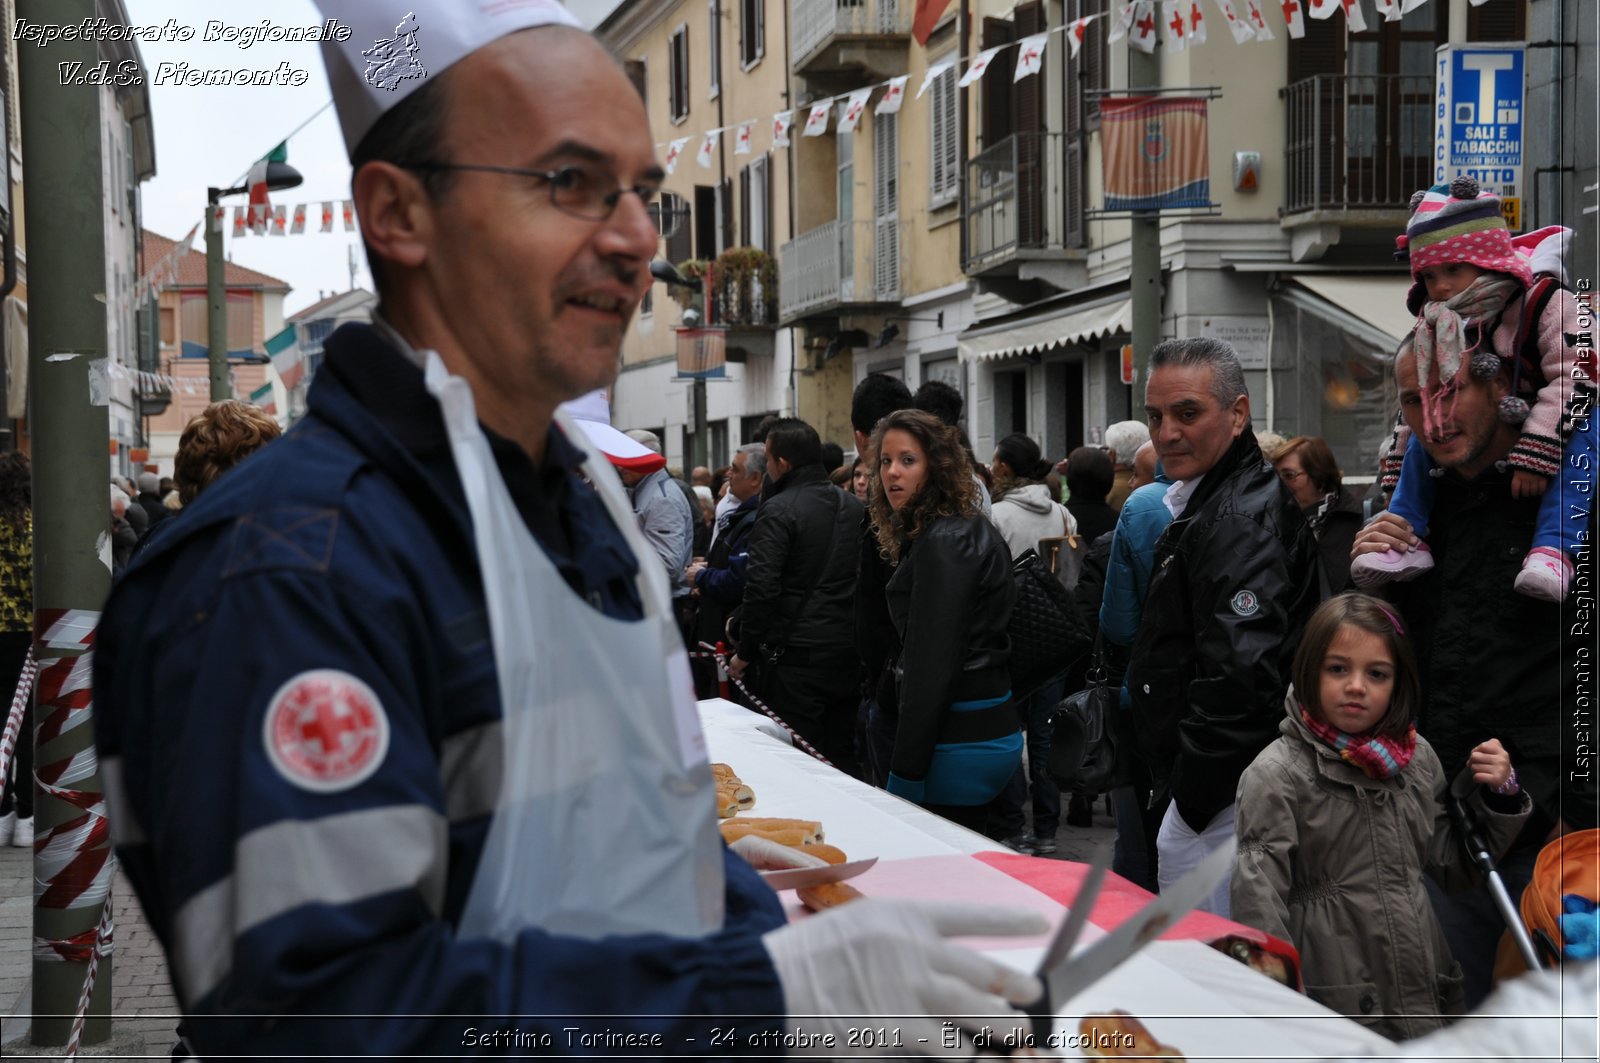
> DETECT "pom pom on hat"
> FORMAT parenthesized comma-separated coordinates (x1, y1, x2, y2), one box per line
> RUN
(1448, 175, 1480, 200)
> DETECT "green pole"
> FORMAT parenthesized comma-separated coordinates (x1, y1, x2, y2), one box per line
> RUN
(206, 187, 230, 401)
(18, 0, 113, 1046)
(1128, 45, 1162, 404)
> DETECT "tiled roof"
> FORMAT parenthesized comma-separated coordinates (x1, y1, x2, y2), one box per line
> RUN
(141, 229, 291, 290)
(288, 288, 374, 322)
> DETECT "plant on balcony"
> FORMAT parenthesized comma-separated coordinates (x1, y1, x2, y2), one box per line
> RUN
(711, 247, 778, 328)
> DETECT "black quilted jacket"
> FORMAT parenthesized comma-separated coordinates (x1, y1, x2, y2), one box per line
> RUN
(1127, 431, 1320, 831)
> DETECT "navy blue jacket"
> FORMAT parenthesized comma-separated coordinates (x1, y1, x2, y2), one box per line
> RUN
(94, 324, 786, 1057)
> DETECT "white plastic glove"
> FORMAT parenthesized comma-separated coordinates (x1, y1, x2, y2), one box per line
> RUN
(729, 835, 828, 871)
(761, 898, 1048, 1055)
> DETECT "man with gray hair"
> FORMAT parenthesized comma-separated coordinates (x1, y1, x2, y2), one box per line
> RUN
(1126, 337, 1319, 915)
(685, 443, 766, 689)
(135, 470, 169, 531)
(616, 428, 694, 610)
(1103, 419, 1151, 513)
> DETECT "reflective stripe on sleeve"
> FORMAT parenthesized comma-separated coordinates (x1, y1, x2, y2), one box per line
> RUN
(99, 756, 147, 847)
(440, 720, 501, 822)
(172, 803, 448, 1008)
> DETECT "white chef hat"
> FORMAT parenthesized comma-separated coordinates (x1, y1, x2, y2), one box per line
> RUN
(314, 0, 583, 158)
(560, 390, 667, 474)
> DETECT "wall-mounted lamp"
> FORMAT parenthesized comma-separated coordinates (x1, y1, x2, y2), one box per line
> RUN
(875, 311, 945, 348)
(822, 328, 873, 362)
(650, 259, 702, 291)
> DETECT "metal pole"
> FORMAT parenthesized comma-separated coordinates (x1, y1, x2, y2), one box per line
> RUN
(18, 0, 113, 1045)
(1128, 45, 1162, 396)
(206, 188, 230, 400)
(693, 377, 709, 470)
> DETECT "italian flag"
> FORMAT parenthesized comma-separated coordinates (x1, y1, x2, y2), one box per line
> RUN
(249, 381, 276, 416)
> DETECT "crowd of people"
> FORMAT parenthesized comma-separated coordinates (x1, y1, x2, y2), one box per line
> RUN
(3, 4, 1576, 1056)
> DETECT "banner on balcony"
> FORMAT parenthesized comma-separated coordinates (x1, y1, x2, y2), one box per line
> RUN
(1101, 96, 1212, 211)
(675, 328, 727, 379)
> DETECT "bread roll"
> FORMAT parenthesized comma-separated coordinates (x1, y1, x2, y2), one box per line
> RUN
(797, 881, 864, 911)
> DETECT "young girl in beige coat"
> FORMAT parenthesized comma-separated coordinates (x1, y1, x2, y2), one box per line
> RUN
(1231, 593, 1530, 1040)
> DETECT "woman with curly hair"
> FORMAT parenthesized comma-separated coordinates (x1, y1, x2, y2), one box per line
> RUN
(0, 451, 32, 847)
(174, 400, 283, 505)
(868, 409, 1021, 832)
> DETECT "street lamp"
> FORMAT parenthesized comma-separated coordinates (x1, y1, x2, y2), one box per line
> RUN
(206, 160, 302, 400)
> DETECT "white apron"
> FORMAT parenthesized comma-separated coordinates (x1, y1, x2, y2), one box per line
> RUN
(420, 353, 725, 942)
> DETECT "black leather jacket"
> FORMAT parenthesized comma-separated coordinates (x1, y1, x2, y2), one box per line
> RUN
(1128, 432, 1320, 830)
(739, 465, 862, 656)
(885, 513, 1015, 779)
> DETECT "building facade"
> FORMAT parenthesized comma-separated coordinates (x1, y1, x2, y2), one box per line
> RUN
(138, 229, 288, 475)
(598, 0, 1587, 481)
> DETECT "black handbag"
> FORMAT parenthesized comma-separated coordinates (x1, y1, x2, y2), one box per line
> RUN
(1007, 547, 1091, 701)
(1047, 638, 1126, 795)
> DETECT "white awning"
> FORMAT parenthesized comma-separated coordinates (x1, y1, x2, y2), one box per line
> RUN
(1281, 274, 1414, 350)
(958, 297, 1132, 363)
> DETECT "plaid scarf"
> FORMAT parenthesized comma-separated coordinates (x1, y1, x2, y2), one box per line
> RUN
(1412, 273, 1521, 442)
(1300, 705, 1417, 780)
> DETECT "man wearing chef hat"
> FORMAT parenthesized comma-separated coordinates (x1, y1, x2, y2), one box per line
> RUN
(93, 1, 1046, 1056)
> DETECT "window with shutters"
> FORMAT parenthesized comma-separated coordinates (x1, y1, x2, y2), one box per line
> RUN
(739, 0, 763, 69)
(1069, 0, 1109, 126)
(928, 56, 960, 208)
(708, 0, 721, 99)
(873, 111, 900, 299)
(739, 156, 770, 252)
(625, 59, 647, 104)
(662, 191, 694, 265)
(668, 24, 689, 123)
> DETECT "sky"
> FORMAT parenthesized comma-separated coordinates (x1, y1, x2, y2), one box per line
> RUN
(125, 0, 367, 315)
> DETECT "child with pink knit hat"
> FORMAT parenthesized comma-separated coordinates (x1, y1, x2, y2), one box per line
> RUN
(1354, 178, 1595, 601)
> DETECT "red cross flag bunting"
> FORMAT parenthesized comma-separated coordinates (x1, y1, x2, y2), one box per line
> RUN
(876, 75, 909, 115)
(290, 203, 307, 235)
(958, 45, 1001, 87)
(264, 670, 391, 793)
(1130, 0, 1159, 53)
(1189, 1, 1208, 43)
(1162, 0, 1187, 51)
(917, 60, 955, 99)
(1013, 32, 1048, 81)
(1340, 0, 1368, 31)
(837, 88, 873, 133)
(1375, 0, 1400, 21)
(1109, 2, 1136, 42)
(664, 137, 688, 174)
(734, 120, 755, 155)
(772, 110, 794, 147)
(1307, 0, 1337, 18)
(695, 129, 721, 169)
(1245, 0, 1275, 40)
(803, 101, 832, 137)
(1066, 14, 1100, 58)
(1281, 0, 1306, 37)
(1215, 0, 1256, 43)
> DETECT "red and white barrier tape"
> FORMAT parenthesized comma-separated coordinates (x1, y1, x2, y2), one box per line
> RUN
(0, 645, 35, 795)
(691, 643, 833, 767)
(30, 609, 114, 1058)
(63, 893, 114, 1059)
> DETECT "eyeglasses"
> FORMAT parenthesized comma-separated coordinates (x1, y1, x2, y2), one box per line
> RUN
(402, 162, 660, 222)
(1277, 468, 1306, 483)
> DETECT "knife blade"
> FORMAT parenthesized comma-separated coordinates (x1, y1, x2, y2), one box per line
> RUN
(758, 856, 877, 891)
(1030, 843, 1233, 1039)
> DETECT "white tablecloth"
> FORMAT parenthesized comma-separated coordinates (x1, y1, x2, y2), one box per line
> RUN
(701, 699, 1393, 1060)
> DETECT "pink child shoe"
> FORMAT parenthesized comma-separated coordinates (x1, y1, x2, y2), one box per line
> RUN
(1350, 541, 1434, 588)
(1513, 547, 1573, 602)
